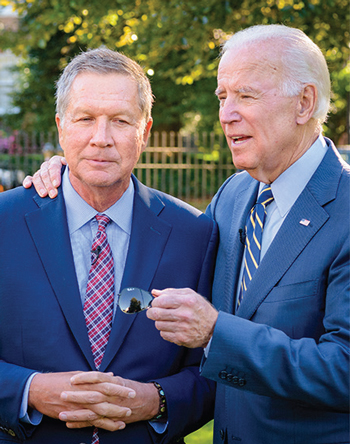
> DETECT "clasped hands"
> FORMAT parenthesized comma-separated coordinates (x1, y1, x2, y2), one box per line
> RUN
(29, 371, 159, 431)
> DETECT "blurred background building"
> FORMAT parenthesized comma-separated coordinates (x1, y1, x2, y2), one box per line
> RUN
(0, 6, 19, 117)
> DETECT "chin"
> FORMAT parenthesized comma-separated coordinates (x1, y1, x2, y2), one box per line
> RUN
(231, 158, 249, 171)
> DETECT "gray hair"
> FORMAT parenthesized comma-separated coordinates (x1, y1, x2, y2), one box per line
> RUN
(222, 25, 331, 126)
(56, 47, 154, 124)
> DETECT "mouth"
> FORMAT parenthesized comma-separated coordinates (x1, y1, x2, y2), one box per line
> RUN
(86, 158, 114, 164)
(231, 136, 251, 145)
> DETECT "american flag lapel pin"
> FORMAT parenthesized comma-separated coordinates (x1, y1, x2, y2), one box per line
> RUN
(299, 218, 310, 226)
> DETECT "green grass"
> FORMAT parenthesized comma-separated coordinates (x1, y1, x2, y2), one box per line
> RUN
(185, 420, 213, 444)
(186, 199, 211, 212)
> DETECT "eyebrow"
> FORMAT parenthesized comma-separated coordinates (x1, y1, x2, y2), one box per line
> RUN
(237, 86, 256, 94)
(215, 85, 257, 96)
(215, 87, 224, 97)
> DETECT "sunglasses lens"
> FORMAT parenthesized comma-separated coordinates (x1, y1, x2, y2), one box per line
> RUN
(119, 287, 154, 314)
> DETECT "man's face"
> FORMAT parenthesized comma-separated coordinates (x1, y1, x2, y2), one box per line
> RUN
(56, 72, 152, 202)
(216, 43, 304, 183)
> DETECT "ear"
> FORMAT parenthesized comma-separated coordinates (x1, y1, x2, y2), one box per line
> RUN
(141, 118, 153, 153)
(55, 113, 63, 138)
(296, 84, 317, 125)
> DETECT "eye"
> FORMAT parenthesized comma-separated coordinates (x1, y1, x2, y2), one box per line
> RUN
(217, 96, 226, 106)
(113, 118, 129, 125)
(239, 90, 256, 100)
(240, 92, 254, 100)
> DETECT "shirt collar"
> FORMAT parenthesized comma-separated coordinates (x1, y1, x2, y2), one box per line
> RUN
(62, 167, 134, 235)
(260, 135, 328, 217)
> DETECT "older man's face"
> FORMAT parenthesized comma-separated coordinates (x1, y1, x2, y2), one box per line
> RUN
(216, 42, 305, 183)
(56, 72, 152, 203)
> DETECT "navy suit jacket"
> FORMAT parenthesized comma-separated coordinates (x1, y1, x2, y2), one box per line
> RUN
(202, 139, 350, 444)
(0, 175, 217, 443)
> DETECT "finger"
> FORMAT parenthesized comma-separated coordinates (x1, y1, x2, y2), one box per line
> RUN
(59, 402, 132, 421)
(149, 296, 180, 310)
(70, 373, 136, 398)
(91, 417, 126, 431)
(59, 408, 98, 423)
(32, 171, 49, 197)
(61, 389, 105, 404)
(147, 306, 183, 322)
(62, 385, 135, 405)
(47, 155, 67, 167)
(70, 371, 114, 385)
(47, 155, 66, 189)
(150, 288, 195, 309)
(35, 162, 58, 198)
(23, 175, 34, 188)
(65, 416, 126, 431)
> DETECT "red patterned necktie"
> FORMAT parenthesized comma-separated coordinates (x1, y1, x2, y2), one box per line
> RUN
(84, 214, 114, 444)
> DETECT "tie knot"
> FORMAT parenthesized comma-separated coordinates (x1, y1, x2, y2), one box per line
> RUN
(95, 214, 111, 232)
(257, 185, 274, 208)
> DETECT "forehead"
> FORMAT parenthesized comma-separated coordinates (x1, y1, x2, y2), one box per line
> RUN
(217, 43, 283, 91)
(68, 72, 139, 107)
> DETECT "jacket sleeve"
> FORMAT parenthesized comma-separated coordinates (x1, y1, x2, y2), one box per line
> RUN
(201, 237, 350, 413)
(0, 361, 38, 439)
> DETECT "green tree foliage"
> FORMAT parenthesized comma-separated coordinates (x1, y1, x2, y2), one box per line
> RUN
(1, 0, 349, 142)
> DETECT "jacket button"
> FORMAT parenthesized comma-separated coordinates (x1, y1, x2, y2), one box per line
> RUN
(8, 430, 16, 437)
(219, 371, 227, 380)
(232, 376, 239, 384)
(220, 429, 225, 440)
(238, 378, 246, 386)
(226, 373, 233, 382)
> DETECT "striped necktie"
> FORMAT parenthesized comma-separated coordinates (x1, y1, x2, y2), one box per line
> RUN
(237, 185, 274, 308)
(84, 214, 114, 444)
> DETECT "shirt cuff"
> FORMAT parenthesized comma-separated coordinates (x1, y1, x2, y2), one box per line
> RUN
(204, 337, 213, 357)
(149, 420, 168, 434)
(20, 373, 43, 425)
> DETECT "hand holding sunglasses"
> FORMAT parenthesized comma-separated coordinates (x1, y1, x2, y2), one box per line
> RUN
(117, 287, 154, 314)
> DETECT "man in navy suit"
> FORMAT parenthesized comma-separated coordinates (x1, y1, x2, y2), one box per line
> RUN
(0, 47, 217, 443)
(146, 25, 350, 443)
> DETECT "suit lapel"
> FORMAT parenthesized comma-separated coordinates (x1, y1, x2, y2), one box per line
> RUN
(25, 191, 95, 369)
(237, 188, 329, 319)
(101, 177, 172, 370)
(237, 142, 341, 319)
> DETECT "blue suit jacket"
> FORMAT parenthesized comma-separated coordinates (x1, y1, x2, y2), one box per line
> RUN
(0, 175, 217, 444)
(202, 139, 350, 444)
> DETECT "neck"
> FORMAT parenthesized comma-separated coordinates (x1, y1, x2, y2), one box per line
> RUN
(254, 124, 321, 184)
(69, 174, 129, 212)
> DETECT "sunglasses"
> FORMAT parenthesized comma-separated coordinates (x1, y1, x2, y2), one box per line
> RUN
(117, 287, 154, 314)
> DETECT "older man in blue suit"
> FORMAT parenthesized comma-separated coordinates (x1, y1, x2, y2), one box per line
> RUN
(147, 25, 350, 443)
(0, 48, 217, 443)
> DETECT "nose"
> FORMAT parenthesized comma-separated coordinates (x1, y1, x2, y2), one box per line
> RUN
(90, 119, 113, 148)
(219, 99, 242, 125)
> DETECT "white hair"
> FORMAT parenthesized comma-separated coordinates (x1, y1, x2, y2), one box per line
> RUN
(222, 25, 331, 126)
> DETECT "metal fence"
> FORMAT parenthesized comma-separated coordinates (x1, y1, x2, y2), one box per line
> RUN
(134, 131, 236, 205)
(0, 130, 349, 208)
(0, 131, 236, 207)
